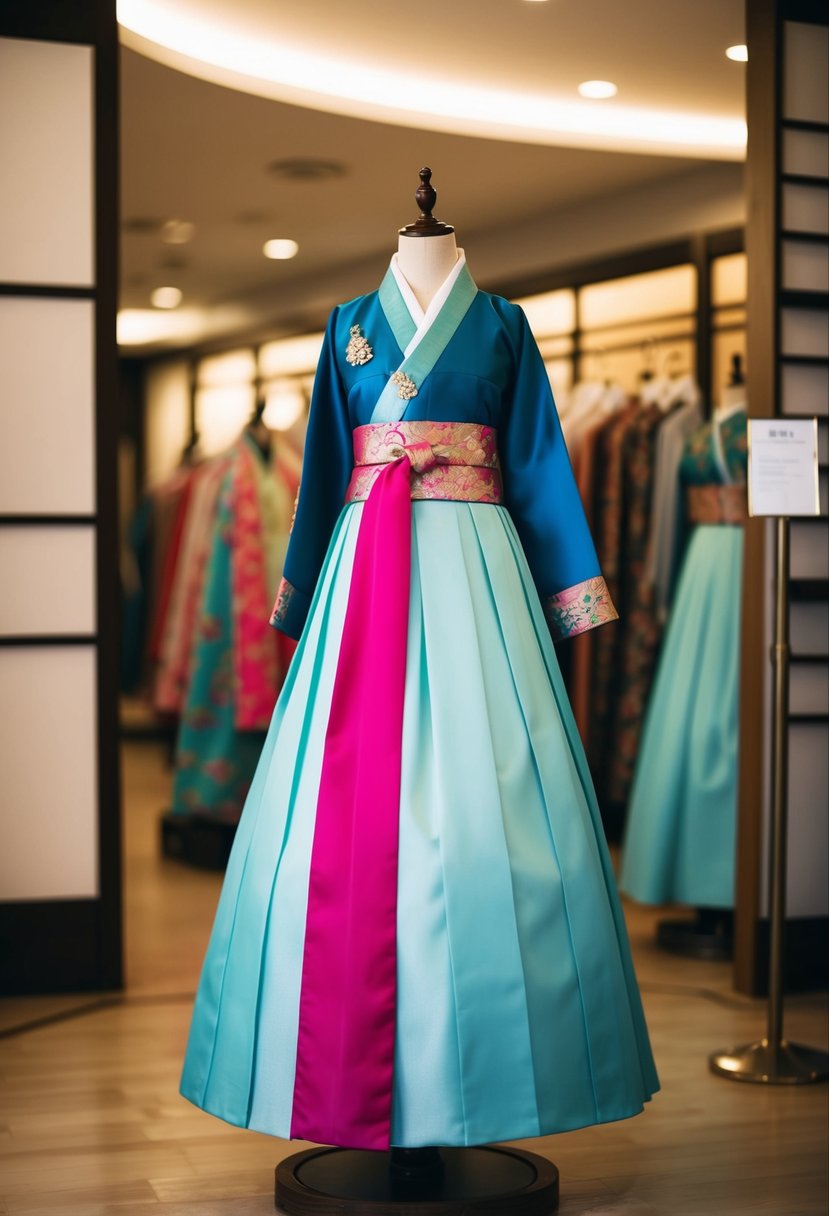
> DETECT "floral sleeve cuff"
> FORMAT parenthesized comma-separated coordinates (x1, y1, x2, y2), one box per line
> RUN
(269, 577, 310, 641)
(543, 576, 619, 642)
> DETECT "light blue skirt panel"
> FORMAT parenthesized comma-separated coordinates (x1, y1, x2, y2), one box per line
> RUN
(181, 500, 658, 1146)
(620, 525, 744, 908)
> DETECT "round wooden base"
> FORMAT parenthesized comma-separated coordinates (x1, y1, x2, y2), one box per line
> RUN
(275, 1146, 559, 1215)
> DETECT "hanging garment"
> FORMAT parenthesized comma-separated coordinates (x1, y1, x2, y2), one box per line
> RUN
(604, 403, 667, 807)
(180, 253, 658, 1150)
(170, 434, 295, 821)
(620, 406, 748, 908)
(568, 391, 629, 742)
(644, 396, 704, 622)
(586, 402, 639, 785)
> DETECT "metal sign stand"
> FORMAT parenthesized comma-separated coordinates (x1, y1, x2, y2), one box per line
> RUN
(710, 516, 828, 1085)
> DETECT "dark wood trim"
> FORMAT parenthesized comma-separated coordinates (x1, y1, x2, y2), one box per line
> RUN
(780, 230, 829, 244)
(0, 3, 96, 44)
(93, 0, 123, 991)
(0, 636, 97, 647)
(691, 233, 712, 411)
(0, 283, 95, 298)
(781, 0, 829, 24)
(781, 173, 829, 188)
(780, 289, 829, 309)
(780, 354, 829, 365)
(0, 900, 111, 996)
(781, 119, 829, 134)
(0, 514, 97, 526)
(735, 0, 782, 998)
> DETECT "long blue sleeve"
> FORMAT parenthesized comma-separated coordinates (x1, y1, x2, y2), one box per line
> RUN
(500, 303, 617, 640)
(270, 308, 353, 639)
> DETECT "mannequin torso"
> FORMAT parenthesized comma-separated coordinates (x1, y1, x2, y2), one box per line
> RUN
(396, 231, 458, 312)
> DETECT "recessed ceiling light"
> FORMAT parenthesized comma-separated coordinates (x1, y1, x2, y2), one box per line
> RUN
(726, 44, 748, 62)
(161, 219, 196, 244)
(578, 80, 618, 100)
(151, 286, 183, 309)
(263, 238, 299, 260)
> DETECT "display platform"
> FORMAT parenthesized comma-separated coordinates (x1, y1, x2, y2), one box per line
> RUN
(275, 1145, 559, 1214)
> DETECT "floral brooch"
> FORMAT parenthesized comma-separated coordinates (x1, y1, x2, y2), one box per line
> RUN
(345, 324, 373, 366)
(391, 370, 418, 400)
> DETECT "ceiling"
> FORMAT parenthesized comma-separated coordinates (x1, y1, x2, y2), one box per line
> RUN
(118, 0, 746, 353)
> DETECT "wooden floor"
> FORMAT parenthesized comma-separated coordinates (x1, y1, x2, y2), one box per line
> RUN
(0, 740, 826, 1215)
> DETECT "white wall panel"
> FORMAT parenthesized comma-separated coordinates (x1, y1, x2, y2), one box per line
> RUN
(784, 22, 829, 124)
(791, 601, 829, 656)
(791, 521, 829, 580)
(783, 240, 829, 293)
(790, 665, 829, 717)
(786, 724, 829, 918)
(783, 129, 829, 178)
(0, 647, 98, 901)
(782, 183, 829, 235)
(781, 308, 829, 358)
(0, 38, 93, 286)
(0, 527, 96, 636)
(0, 298, 95, 513)
(781, 363, 829, 416)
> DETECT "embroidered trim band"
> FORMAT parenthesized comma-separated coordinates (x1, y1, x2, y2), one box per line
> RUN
(345, 422, 503, 505)
(544, 577, 619, 642)
(687, 484, 748, 525)
(269, 577, 298, 628)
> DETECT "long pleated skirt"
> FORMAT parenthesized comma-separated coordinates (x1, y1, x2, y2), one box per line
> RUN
(620, 525, 744, 908)
(180, 499, 658, 1147)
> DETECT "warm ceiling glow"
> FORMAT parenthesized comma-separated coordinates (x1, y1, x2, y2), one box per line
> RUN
(726, 45, 748, 62)
(117, 1, 747, 159)
(578, 80, 618, 100)
(118, 307, 195, 344)
(161, 218, 196, 244)
(151, 285, 183, 308)
(263, 238, 299, 260)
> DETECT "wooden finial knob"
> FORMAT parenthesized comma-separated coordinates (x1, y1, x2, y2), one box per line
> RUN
(399, 166, 455, 238)
(415, 168, 437, 220)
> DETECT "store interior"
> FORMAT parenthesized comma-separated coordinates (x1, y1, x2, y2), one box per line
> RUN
(1, 2, 828, 1213)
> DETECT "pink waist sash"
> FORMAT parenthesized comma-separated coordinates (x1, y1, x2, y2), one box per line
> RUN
(345, 421, 502, 504)
(290, 420, 499, 1151)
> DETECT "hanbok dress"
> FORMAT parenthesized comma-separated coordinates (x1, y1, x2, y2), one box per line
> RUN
(620, 405, 748, 908)
(181, 253, 658, 1151)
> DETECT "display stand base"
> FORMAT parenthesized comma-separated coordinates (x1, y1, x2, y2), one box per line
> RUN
(657, 908, 733, 961)
(709, 1038, 829, 1085)
(275, 1146, 559, 1215)
(160, 810, 237, 870)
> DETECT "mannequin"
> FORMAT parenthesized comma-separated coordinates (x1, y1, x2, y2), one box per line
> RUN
(185, 166, 656, 1216)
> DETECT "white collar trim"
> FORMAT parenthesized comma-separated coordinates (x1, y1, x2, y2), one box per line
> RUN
(390, 248, 467, 358)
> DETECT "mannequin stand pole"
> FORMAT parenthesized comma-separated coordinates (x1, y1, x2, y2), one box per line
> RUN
(275, 1145, 559, 1214)
(710, 517, 829, 1085)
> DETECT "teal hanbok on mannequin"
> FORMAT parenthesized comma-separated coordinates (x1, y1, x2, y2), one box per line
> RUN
(621, 399, 748, 909)
(181, 224, 658, 1150)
